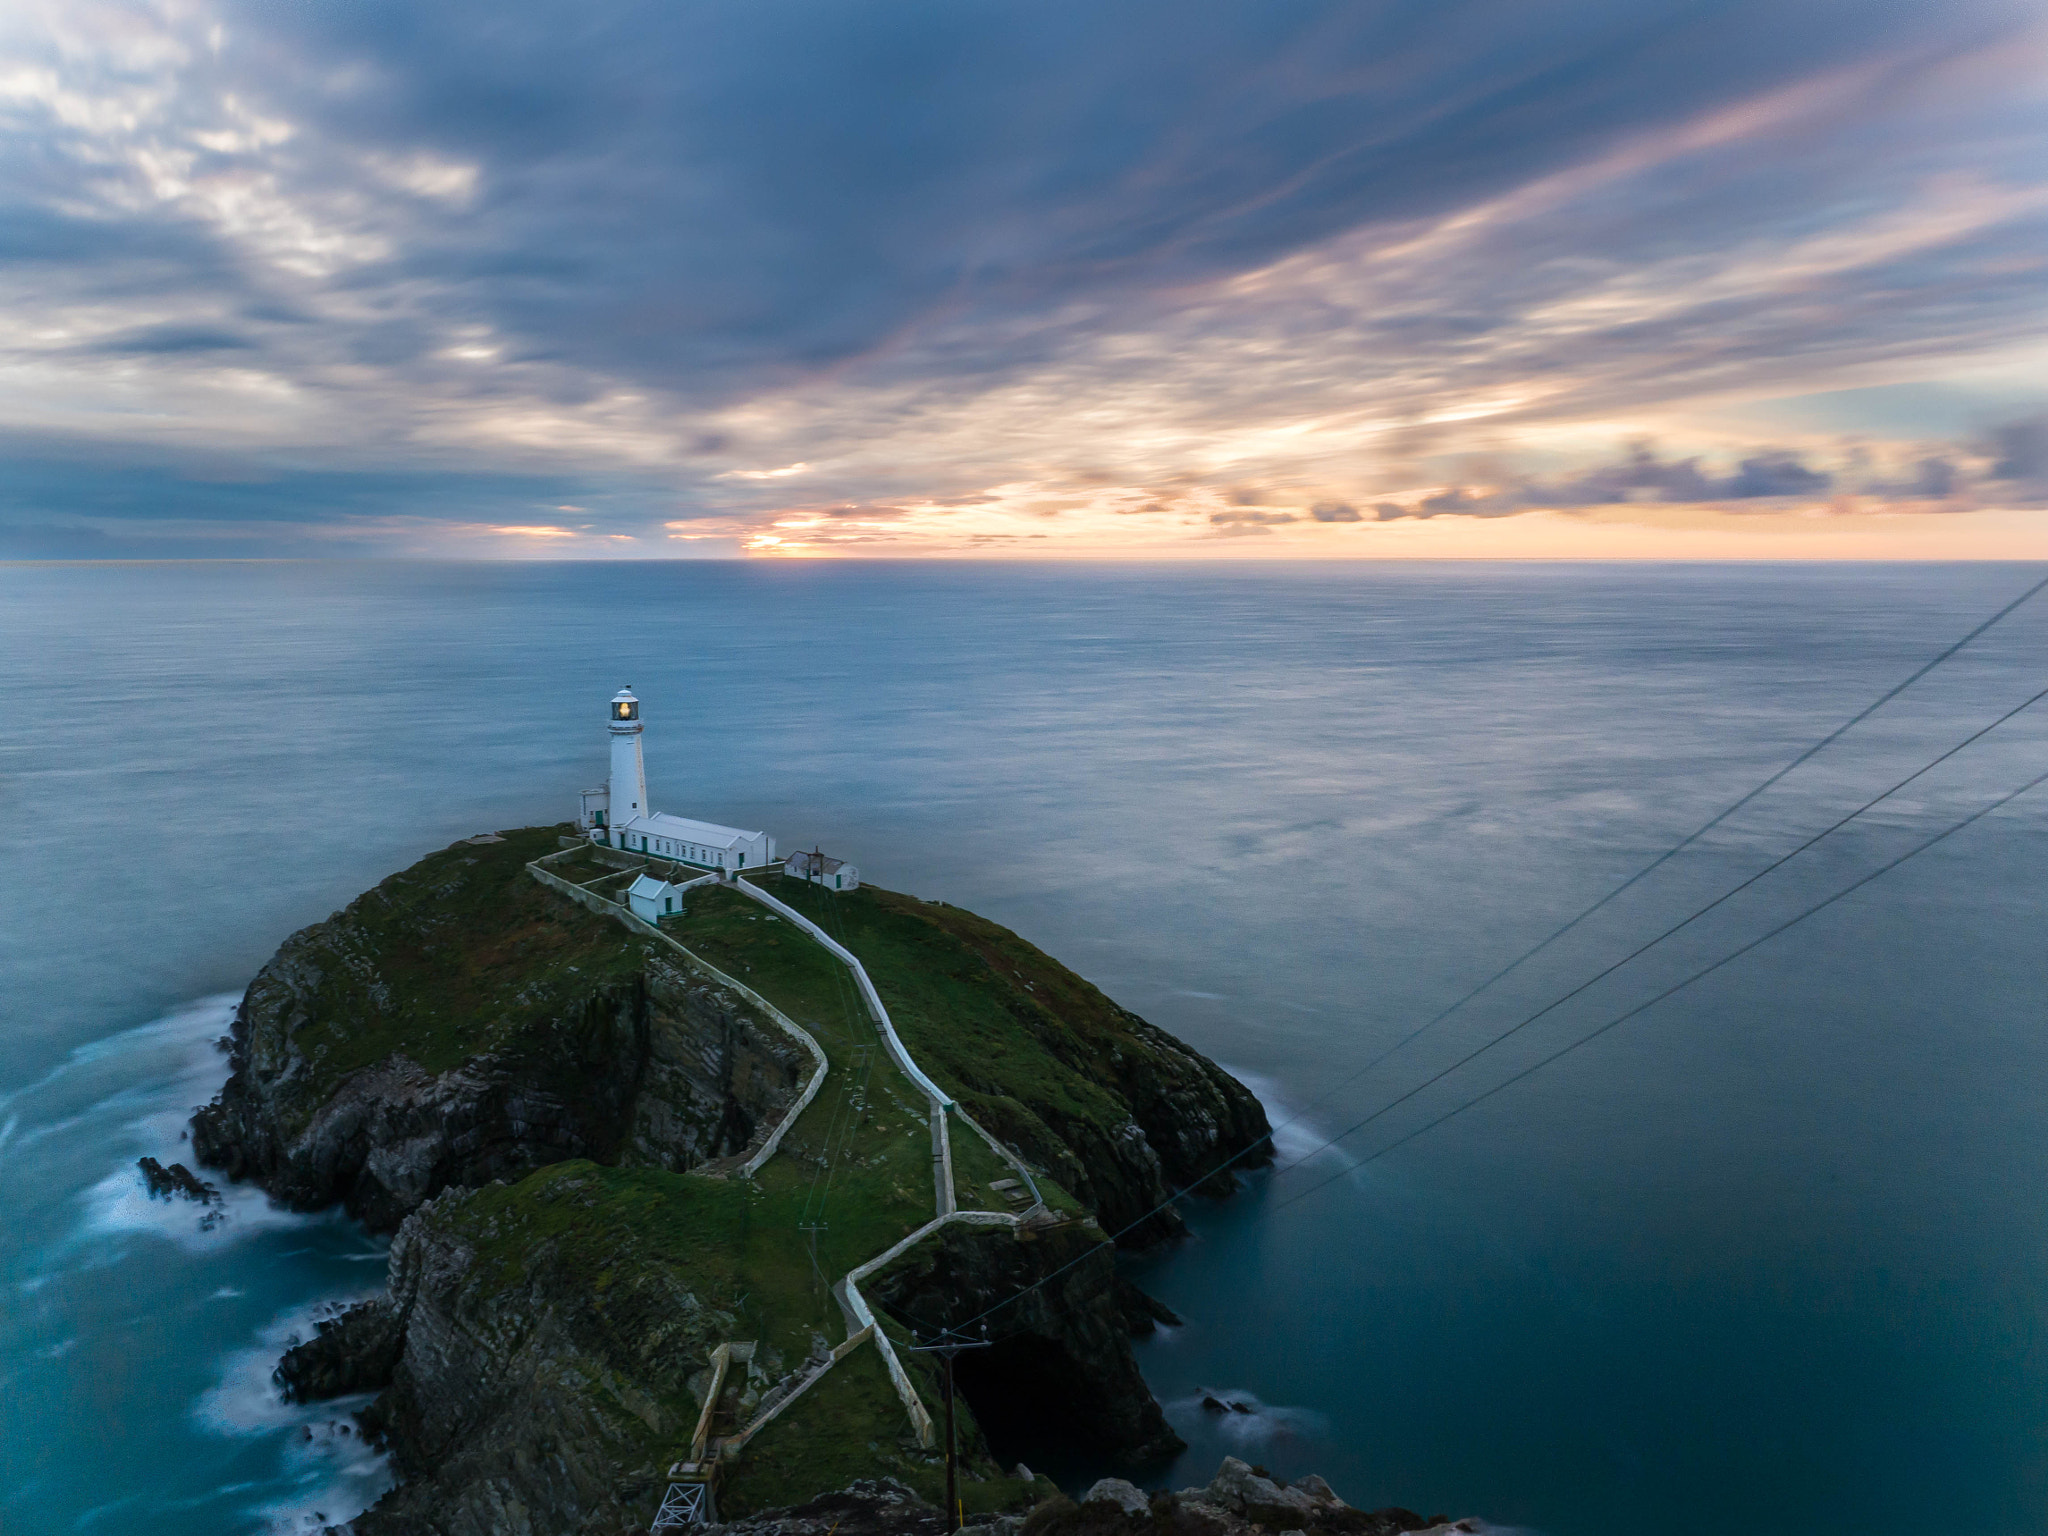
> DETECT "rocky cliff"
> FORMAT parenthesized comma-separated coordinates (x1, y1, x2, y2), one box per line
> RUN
(655, 1457, 1463, 1536)
(193, 828, 808, 1230)
(197, 827, 1276, 1532)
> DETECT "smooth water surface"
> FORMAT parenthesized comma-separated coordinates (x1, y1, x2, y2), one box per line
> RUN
(3, 561, 2044, 1535)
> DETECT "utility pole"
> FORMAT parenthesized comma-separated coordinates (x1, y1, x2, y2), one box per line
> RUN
(797, 1221, 829, 1293)
(904, 1327, 993, 1531)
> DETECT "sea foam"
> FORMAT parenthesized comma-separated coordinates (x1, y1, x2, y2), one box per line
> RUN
(60, 992, 314, 1252)
(196, 1294, 395, 1531)
(1223, 1065, 1365, 1178)
(1163, 1385, 1332, 1450)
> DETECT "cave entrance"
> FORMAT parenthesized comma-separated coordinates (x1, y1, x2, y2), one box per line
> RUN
(951, 1332, 1140, 1491)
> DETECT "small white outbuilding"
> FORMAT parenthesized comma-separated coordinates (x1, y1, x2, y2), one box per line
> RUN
(626, 874, 689, 923)
(785, 848, 859, 891)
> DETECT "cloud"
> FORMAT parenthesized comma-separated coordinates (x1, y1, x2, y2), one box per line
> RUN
(1721, 452, 1832, 499)
(88, 324, 259, 356)
(1858, 454, 1959, 499)
(0, 0, 2043, 554)
(1539, 444, 1832, 505)
(0, 444, 682, 557)
(185, 0, 1999, 405)
(1364, 441, 1850, 521)
(1986, 415, 2048, 486)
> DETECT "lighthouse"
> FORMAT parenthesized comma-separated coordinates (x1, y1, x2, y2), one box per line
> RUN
(608, 686, 649, 828)
(576, 685, 777, 872)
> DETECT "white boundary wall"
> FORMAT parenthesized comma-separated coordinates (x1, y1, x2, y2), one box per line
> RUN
(526, 859, 828, 1177)
(527, 852, 1068, 1458)
(730, 878, 955, 1110)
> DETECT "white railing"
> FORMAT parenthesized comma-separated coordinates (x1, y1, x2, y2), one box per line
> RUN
(729, 878, 956, 1112)
(525, 857, 827, 1178)
(527, 850, 1064, 1469)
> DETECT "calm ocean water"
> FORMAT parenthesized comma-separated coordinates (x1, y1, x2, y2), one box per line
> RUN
(3, 560, 2044, 1535)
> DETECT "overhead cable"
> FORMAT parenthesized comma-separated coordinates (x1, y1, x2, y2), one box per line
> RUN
(1251, 678, 2048, 1186)
(1265, 762, 2048, 1218)
(941, 697, 2048, 1332)
(1304, 570, 2048, 1104)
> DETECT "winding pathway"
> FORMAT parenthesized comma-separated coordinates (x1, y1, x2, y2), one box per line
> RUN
(525, 845, 1063, 1479)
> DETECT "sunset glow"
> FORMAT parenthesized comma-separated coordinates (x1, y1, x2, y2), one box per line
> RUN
(0, 2, 2044, 559)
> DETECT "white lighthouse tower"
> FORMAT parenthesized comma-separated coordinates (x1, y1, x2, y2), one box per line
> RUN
(608, 686, 648, 833)
(577, 685, 776, 870)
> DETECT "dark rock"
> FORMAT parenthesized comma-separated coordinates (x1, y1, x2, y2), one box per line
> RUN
(193, 925, 807, 1234)
(137, 1156, 219, 1204)
(869, 1222, 1185, 1468)
(275, 1299, 404, 1403)
(1113, 1275, 1182, 1336)
(678, 1471, 1455, 1536)
(1200, 1395, 1228, 1415)
(1020, 1463, 1445, 1536)
(707, 1478, 949, 1536)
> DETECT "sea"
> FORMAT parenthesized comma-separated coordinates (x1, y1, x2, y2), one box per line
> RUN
(2, 560, 2044, 1536)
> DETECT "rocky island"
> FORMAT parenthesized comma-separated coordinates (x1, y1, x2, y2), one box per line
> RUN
(190, 825, 1317, 1533)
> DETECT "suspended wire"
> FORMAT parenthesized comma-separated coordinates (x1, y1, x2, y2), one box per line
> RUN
(807, 872, 882, 1213)
(1246, 677, 2048, 1184)
(1266, 761, 2048, 1218)
(843, 578, 2048, 1336)
(793, 865, 891, 1254)
(796, 880, 869, 1229)
(1284, 569, 2048, 1116)
(936, 692, 2048, 1333)
(1065, 575, 2048, 1237)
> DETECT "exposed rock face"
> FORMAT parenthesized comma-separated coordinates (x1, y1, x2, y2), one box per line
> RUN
(1082, 1479, 1151, 1517)
(1047, 1457, 1443, 1536)
(277, 1299, 405, 1403)
(342, 1173, 746, 1536)
(706, 1479, 953, 1536)
(192, 832, 808, 1231)
(192, 830, 1287, 1531)
(869, 1222, 1186, 1466)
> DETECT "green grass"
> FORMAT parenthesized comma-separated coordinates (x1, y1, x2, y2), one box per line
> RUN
(302, 835, 1191, 1511)
(662, 886, 948, 1281)
(743, 875, 1182, 1208)
(722, 1331, 1034, 1518)
(433, 1159, 1033, 1523)
(281, 826, 655, 1103)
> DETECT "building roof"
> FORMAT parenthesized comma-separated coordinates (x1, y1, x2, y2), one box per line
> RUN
(627, 874, 673, 899)
(622, 812, 763, 847)
(787, 849, 849, 875)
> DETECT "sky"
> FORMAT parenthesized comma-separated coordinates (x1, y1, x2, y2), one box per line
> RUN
(3, 0, 2047, 560)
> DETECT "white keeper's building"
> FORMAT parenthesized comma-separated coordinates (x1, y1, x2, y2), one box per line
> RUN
(578, 687, 776, 874)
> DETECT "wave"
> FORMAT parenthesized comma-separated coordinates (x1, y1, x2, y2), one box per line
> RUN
(195, 1295, 395, 1532)
(1162, 1386, 1331, 1451)
(1219, 1064, 1364, 1179)
(0, 991, 242, 1117)
(80, 1160, 332, 1252)
(45, 992, 327, 1253)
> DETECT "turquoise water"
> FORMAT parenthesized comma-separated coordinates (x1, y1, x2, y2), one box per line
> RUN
(3, 561, 2044, 1534)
